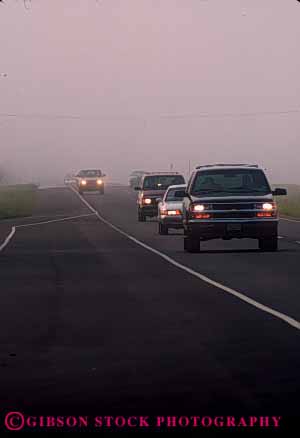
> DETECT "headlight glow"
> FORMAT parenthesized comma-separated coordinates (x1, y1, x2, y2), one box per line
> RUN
(262, 203, 273, 211)
(97, 179, 103, 185)
(193, 204, 205, 212)
(144, 198, 152, 205)
(80, 180, 87, 186)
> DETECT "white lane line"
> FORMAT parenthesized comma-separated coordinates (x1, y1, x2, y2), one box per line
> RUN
(296, 241, 300, 245)
(280, 217, 300, 223)
(71, 188, 300, 332)
(0, 227, 16, 252)
(16, 213, 95, 228)
(278, 236, 284, 239)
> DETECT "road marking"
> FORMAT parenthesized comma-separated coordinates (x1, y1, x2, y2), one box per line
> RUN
(16, 213, 95, 228)
(38, 185, 66, 190)
(0, 227, 16, 252)
(0, 214, 95, 253)
(72, 187, 300, 331)
(280, 217, 300, 223)
(278, 236, 284, 239)
(296, 241, 300, 245)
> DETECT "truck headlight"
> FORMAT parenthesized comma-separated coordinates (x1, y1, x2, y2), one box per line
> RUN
(192, 204, 205, 212)
(143, 198, 152, 205)
(80, 180, 87, 186)
(97, 179, 103, 185)
(262, 203, 273, 211)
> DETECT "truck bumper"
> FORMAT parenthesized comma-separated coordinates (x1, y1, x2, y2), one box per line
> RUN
(185, 219, 278, 240)
(159, 215, 184, 229)
(139, 206, 158, 217)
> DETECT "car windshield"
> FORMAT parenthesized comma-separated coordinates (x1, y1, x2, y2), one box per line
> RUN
(191, 169, 271, 196)
(166, 188, 186, 202)
(77, 170, 102, 177)
(143, 175, 185, 190)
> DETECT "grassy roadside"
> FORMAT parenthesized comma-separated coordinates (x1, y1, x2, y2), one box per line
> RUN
(0, 184, 38, 220)
(274, 184, 300, 219)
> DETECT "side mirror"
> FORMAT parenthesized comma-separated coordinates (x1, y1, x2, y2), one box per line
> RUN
(134, 186, 141, 191)
(156, 197, 162, 203)
(272, 188, 287, 196)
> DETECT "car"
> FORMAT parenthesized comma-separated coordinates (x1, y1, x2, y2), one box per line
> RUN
(157, 184, 187, 235)
(182, 163, 287, 253)
(135, 172, 186, 222)
(129, 171, 148, 189)
(75, 169, 106, 194)
(64, 173, 76, 185)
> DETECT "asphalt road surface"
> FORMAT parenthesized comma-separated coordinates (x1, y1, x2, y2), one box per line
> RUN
(0, 185, 299, 433)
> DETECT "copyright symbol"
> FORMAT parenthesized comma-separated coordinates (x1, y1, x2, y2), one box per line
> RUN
(4, 412, 25, 431)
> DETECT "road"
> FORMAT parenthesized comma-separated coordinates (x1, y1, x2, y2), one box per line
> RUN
(0, 185, 299, 433)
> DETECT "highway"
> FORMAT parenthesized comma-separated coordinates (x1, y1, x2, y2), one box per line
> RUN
(0, 185, 299, 432)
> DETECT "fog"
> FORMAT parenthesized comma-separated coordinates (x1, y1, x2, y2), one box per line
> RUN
(1, 0, 300, 185)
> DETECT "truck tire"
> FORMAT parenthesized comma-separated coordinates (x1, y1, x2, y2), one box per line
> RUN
(158, 223, 168, 235)
(184, 235, 201, 253)
(258, 237, 278, 252)
(138, 209, 146, 222)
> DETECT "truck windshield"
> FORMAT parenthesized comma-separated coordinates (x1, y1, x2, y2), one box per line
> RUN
(143, 175, 185, 190)
(191, 169, 271, 196)
(77, 170, 102, 177)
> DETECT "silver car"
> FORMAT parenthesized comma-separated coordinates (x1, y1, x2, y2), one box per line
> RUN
(157, 184, 187, 235)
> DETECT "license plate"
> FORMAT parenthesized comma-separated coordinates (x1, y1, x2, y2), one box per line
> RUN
(226, 223, 242, 232)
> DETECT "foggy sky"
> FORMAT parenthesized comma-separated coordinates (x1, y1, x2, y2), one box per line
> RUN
(1, 0, 300, 185)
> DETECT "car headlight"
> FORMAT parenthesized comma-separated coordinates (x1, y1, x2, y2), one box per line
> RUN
(143, 198, 152, 205)
(80, 180, 87, 186)
(97, 179, 103, 185)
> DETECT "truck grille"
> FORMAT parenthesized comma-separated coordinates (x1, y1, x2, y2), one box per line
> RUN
(211, 202, 255, 219)
(212, 203, 255, 211)
(213, 211, 255, 219)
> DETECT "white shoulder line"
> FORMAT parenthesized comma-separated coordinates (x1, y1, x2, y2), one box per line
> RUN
(280, 217, 300, 223)
(72, 187, 300, 332)
(0, 227, 16, 252)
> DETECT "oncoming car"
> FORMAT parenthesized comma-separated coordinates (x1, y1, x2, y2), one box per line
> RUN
(75, 169, 106, 195)
(157, 184, 186, 235)
(183, 164, 287, 253)
(135, 172, 186, 222)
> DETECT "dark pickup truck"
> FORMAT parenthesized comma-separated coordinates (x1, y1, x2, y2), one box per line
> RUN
(135, 172, 185, 221)
(182, 164, 287, 253)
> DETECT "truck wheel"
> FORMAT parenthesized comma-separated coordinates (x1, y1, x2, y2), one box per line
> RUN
(158, 223, 168, 235)
(258, 237, 278, 252)
(184, 235, 200, 253)
(138, 209, 146, 222)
